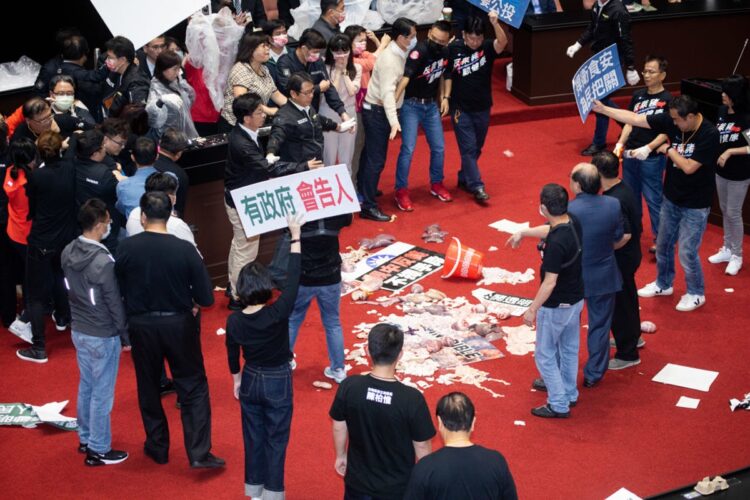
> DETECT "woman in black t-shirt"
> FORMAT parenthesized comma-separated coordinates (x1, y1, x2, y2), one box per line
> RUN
(708, 75, 750, 276)
(225, 215, 302, 500)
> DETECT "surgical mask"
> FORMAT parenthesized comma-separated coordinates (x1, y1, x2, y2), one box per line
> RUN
(105, 58, 119, 72)
(102, 221, 112, 240)
(353, 41, 367, 55)
(306, 51, 321, 63)
(273, 34, 289, 47)
(174, 50, 185, 60)
(54, 95, 75, 112)
(407, 37, 417, 52)
(337, 11, 346, 23)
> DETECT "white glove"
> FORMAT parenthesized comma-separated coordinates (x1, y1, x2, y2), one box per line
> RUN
(266, 153, 280, 165)
(160, 93, 183, 108)
(626, 145, 652, 161)
(566, 42, 582, 58)
(338, 118, 357, 133)
(613, 143, 624, 157)
(626, 69, 640, 86)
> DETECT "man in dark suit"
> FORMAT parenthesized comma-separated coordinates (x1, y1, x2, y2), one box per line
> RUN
(136, 36, 166, 81)
(568, 163, 627, 387)
(223, 92, 320, 309)
(212, 0, 267, 23)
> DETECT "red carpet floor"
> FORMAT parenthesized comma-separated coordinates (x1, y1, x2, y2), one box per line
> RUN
(1, 110, 749, 499)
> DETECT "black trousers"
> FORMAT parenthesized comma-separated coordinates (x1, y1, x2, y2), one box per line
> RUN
(129, 313, 212, 464)
(612, 269, 641, 361)
(26, 245, 69, 350)
(0, 230, 21, 326)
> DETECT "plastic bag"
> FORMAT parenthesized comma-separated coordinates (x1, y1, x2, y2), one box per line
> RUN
(289, 0, 322, 40)
(377, 0, 443, 25)
(185, 8, 244, 111)
(0, 56, 42, 93)
(341, 0, 373, 30)
(361, 8, 386, 31)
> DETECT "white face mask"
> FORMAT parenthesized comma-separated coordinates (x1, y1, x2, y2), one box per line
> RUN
(54, 95, 75, 112)
(407, 37, 417, 52)
(102, 221, 112, 240)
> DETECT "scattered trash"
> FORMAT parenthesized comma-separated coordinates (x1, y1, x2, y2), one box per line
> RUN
(0, 401, 77, 431)
(729, 392, 750, 411)
(488, 246, 498, 252)
(312, 381, 333, 390)
(422, 224, 448, 243)
(358, 234, 396, 250)
(216, 328, 226, 336)
(503, 324, 536, 356)
(640, 321, 657, 333)
(213, 286, 226, 291)
(503, 149, 514, 158)
(676, 396, 700, 409)
(694, 476, 729, 496)
(366, 310, 379, 315)
(488, 219, 529, 235)
(725, 288, 735, 293)
(513, 420, 526, 426)
(477, 267, 535, 286)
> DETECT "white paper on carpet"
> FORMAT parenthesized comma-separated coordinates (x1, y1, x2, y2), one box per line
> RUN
(652, 363, 719, 392)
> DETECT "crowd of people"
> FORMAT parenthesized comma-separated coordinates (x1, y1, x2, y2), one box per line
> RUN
(0, 0, 748, 498)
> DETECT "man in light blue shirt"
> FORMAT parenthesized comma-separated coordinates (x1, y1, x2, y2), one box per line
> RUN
(116, 137, 158, 218)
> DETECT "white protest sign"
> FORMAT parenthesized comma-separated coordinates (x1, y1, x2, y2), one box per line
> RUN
(90, 0, 209, 50)
(230, 164, 360, 237)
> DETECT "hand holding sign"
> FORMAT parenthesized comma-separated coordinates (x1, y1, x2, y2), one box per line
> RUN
(266, 153, 280, 165)
(287, 213, 305, 240)
(567, 42, 582, 58)
(307, 158, 324, 169)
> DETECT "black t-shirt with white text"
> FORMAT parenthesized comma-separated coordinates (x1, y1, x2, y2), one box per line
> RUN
(329, 374, 436, 499)
(540, 215, 583, 308)
(626, 88, 672, 150)
(404, 445, 518, 500)
(647, 113, 719, 208)
(716, 107, 750, 181)
(445, 39, 500, 112)
(404, 41, 448, 100)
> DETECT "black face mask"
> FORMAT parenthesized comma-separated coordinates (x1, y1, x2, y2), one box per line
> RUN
(427, 40, 445, 56)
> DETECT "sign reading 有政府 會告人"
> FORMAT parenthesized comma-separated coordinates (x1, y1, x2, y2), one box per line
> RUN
(230, 164, 360, 237)
(572, 44, 625, 123)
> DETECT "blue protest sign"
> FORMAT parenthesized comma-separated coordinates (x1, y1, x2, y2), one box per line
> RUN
(572, 44, 625, 123)
(465, 0, 532, 29)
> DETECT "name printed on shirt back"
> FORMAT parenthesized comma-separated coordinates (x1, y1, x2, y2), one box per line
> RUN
(366, 387, 393, 405)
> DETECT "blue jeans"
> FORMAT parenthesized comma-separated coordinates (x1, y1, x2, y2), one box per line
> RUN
(534, 300, 583, 413)
(358, 104, 390, 209)
(583, 292, 616, 383)
(240, 364, 293, 497)
(72, 331, 121, 454)
(394, 99, 445, 189)
(593, 96, 618, 147)
(622, 155, 666, 239)
(453, 108, 490, 191)
(288, 283, 345, 371)
(655, 197, 710, 296)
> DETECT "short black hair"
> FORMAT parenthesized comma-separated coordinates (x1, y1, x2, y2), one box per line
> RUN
(299, 28, 327, 50)
(368, 323, 403, 366)
(432, 20, 452, 34)
(154, 50, 183, 86)
(261, 19, 287, 36)
(62, 35, 89, 61)
(145, 171, 178, 194)
(140, 191, 172, 221)
(160, 128, 189, 154)
(78, 198, 109, 232)
(8, 138, 39, 180)
(232, 92, 263, 123)
(288, 72, 314, 94)
(236, 262, 275, 306)
(76, 128, 105, 159)
(436, 392, 475, 432)
(571, 166, 601, 194)
(99, 118, 129, 140)
(592, 151, 620, 179)
(463, 16, 486, 36)
(669, 95, 699, 118)
(540, 183, 568, 216)
(236, 33, 271, 63)
(721, 74, 749, 113)
(320, 0, 339, 14)
(105, 36, 136, 63)
(391, 17, 416, 41)
(50, 74, 76, 92)
(132, 136, 157, 166)
(22, 97, 49, 119)
(644, 54, 668, 73)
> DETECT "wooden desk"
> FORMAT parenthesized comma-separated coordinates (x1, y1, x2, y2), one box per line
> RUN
(512, 0, 750, 105)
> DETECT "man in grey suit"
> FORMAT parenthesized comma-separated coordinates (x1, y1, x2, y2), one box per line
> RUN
(568, 163, 627, 387)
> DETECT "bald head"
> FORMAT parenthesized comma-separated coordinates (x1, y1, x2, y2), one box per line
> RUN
(570, 163, 601, 195)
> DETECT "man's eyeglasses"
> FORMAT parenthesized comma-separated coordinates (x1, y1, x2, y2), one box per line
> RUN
(31, 113, 53, 125)
(106, 135, 126, 147)
(298, 89, 315, 96)
(148, 44, 167, 50)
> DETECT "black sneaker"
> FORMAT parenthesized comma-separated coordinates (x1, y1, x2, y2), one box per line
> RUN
(190, 452, 226, 469)
(531, 378, 547, 392)
(85, 449, 129, 466)
(581, 143, 605, 156)
(473, 187, 490, 203)
(52, 311, 69, 332)
(78, 443, 88, 454)
(531, 404, 570, 418)
(159, 379, 176, 396)
(17, 347, 48, 364)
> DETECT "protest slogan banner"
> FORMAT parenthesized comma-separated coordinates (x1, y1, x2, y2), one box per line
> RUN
(472, 288, 534, 317)
(466, 0, 532, 29)
(230, 164, 360, 238)
(572, 44, 625, 123)
(0, 401, 78, 431)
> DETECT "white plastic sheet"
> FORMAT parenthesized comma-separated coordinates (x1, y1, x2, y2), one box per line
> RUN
(0, 56, 41, 92)
(377, 0, 443, 25)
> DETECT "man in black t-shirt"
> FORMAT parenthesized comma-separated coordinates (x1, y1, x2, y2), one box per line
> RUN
(593, 152, 643, 370)
(507, 184, 583, 418)
(404, 392, 518, 500)
(593, 95, 720, 312)
(393, 20, 453, 212)
(330, 323, 436, 499)
(444, 12, 507, 203)
(615, 55, 671, 251)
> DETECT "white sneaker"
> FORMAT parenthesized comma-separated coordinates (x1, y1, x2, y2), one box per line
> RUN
(324, 367, 347, 384)
(725, 255, 742, 276)
(675, 294, 706, 312)
(8, 318, 32, 344)
(708, 246, 731, 264)
(289, 354, 297, 370)
(638, 281, 673, 298)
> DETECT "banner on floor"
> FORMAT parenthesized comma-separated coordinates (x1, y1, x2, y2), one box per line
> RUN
(472, 288, 533, 316)
(0, 401, 78, 431)
(341, 242, 445, 294)
(572, 44, 625, 123)
(466, 0, 531, 29)
(230, 164, 360, 238)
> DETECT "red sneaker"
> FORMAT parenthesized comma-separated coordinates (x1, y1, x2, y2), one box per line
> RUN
(395, 188, 413, 211)
(430, 182, 453, 202)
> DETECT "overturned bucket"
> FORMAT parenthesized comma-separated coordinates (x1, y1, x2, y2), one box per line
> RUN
(441, 237, 484, 280)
